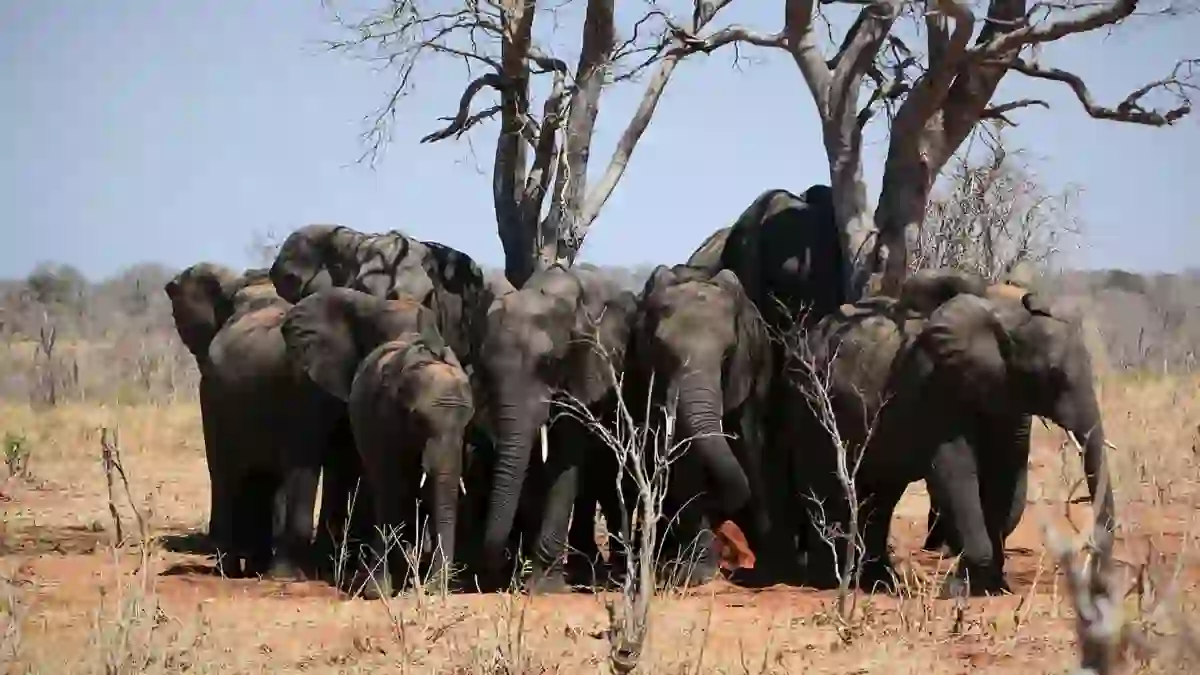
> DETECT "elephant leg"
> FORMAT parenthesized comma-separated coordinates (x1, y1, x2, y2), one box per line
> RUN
(1006, 463, 1028, 538)
(566, 490, 601, 587)
(660, 452, 720, 590)
(525, 420, 583, 595)
(928, 437, 1005, 597)
(455, 431, 493, 591)
(314, 417, 359, 580)
(267, 462, 320, 581)
(923, 478, 961, 553)
(856, 481, 905, 593)
(236, 469, 279, 578)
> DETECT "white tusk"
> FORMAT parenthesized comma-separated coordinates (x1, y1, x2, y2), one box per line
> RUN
(459, 477, 467, 495)
(540, 424, 549, 463)
(419, 470, 427, 489)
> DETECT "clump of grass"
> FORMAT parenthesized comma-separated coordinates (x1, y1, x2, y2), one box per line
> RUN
(4, 432, 31, 479)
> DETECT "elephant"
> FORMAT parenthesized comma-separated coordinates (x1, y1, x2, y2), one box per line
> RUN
(165, 263, 349, 580)
(779, 286, 1115, 595)
(474, 264, 637, 593)
(896, 268, 1032, 553)
(268, 224, 511, 576)
(625, 264, 788, 588)
(268, 224, 497, 367)
(281, 287, 475, 599)
(686, 185, 847, 332)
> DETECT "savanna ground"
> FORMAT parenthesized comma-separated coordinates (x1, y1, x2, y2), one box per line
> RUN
(3, 359, 1199, 674)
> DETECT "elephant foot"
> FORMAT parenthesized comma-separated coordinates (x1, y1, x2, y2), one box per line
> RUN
(358, 575, 395, 601)
(526, 559, 573, 595)
(856, 558, 899, 594)
(265, 558, 309, 583)
(942, 563, 1011, 598)
(664, 558, 721, 590)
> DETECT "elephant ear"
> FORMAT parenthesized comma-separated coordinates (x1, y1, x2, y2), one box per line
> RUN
(706, 269, 768, 408)
(898, 268, 988, 315)
(642, 265, 676, 298)
(725, 289, 771, 409)
(281, 289, 364, 401)
(1021, 291, 1054, 317)
(921, 294, 1012, 398)
(709, 268, 744, 297)
(567, 287, 637, 404)
(164, 263, 239, 359)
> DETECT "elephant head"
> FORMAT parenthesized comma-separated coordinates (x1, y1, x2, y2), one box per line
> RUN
(685, 226, 732, 271)
(898, 268, 1028, 316)
(270, 224, 492, 368)
(164, 262, 245, 361)
(281, 287, 444, 402)
(475, 264, 636, 566)
(633, 265, 771, 520)
(921, 291, 1115, 555)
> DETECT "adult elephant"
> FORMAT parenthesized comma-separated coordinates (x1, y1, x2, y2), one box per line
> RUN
(475, 264, 637, 593)
(268, 224, 511, 577)
(625, 265, 787, 588)
(268, 224, 497, 367)
(687, 185, 847, 331)
(781, 288, 1115, 595)
(896, 268, 1031, 553)
(165, 264, 347, 579)
(281, 288, 474, 599)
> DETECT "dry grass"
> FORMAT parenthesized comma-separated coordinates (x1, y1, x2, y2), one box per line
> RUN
(2, 371, 1198, 674)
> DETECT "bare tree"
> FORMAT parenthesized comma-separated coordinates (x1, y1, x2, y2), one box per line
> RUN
(912, 130, 1082, 282)
(664, 0, 1197, 296)
(325, 0, 751, 287)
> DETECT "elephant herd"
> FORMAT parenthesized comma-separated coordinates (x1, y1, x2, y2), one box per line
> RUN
(165, 185, 1116, 600)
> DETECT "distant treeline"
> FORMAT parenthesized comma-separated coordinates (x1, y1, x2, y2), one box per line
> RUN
(0, 261, 1196, 407)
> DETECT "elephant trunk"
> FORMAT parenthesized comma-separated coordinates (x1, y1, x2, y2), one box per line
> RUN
(482, 383, 550, 569)
(424, 430, 464, 585)
(673, 369, 751, 519)
(1055, 393, 1116, 560)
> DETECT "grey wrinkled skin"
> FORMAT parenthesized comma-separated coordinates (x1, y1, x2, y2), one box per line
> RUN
(897, 269, 1032, 556)
(624, 264, 788, 589)
(780, 283, 1114, 596)
(282, 288, 473, 599)
(686, 185, 847, 331)
(165, 264, 345, 581)
(268, 224, 510, 580)
(475, 264, 636, 593)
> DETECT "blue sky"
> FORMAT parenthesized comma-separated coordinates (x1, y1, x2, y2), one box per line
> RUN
(1, 1, 1196, 280)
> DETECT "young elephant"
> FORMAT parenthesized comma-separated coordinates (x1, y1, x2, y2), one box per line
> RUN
(165, 264, 344, 579)
(782, 288, 1115, 595)
(282, 288, 474, 599)
(896, 268, 1032, 553)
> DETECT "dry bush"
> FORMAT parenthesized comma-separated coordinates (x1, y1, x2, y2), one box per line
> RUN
(912, 132, 1082, 284)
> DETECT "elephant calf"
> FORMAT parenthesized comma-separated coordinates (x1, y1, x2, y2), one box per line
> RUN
(781, 283, 1115, 596)
(283, 288, 475, 599)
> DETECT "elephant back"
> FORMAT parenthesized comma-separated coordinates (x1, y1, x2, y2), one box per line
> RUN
(718, 186, 846, 330)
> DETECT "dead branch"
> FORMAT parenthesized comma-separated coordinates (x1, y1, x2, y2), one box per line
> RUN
(980, 98, 1051, 126)
(419, 73, 506, 142)
(1003, 57, 1198, 126)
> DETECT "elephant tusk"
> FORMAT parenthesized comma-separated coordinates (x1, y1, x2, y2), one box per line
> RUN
(459, 477, 467, 495)
(540, 423, 549, 463)
(419, 471, 427, 489)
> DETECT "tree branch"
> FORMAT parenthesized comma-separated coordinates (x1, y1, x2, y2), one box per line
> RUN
(420, 73, 506, 142)
(978, 0, 1137, 56)
(1004, 57, 1198, 125)
(980, 97, 1051, 125)
(539, 0, 615, 266)
(577, 0, 740, 234)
